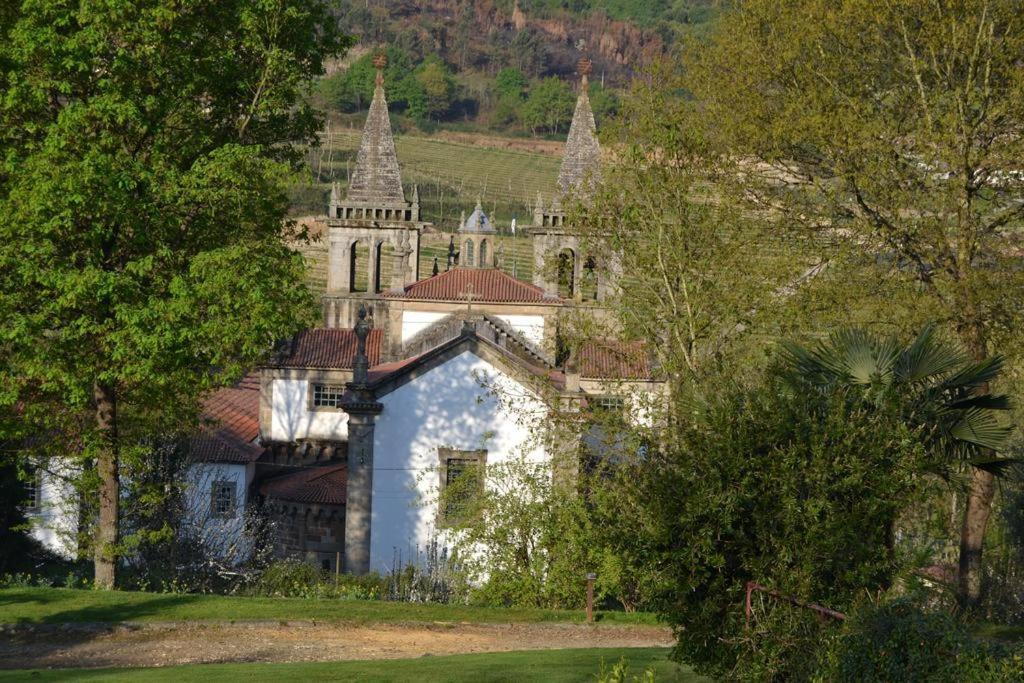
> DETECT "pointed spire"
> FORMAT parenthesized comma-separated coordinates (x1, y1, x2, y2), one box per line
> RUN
(347, 52, 406, 204)
(557, 57, 601, 197)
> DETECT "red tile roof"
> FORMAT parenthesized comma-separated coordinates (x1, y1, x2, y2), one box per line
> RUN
(193, 374, 263, 463)
(579, 341, 655, 380)
(384, 268, 559, 304)
(275, 328, 383, 369)
(260, 464, 347, 505)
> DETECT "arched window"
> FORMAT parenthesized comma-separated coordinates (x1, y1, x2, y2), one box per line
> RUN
(479, 239, 489, 268)
(349, 240, 368, 293)
(557, 248, 576, 298)
(463, 239, 475, 267)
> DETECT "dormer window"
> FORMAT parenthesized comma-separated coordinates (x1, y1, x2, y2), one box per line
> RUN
(312, 383, 345, 409)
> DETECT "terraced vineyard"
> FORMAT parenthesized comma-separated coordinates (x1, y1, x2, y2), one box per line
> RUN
(299, 128, 562, 230)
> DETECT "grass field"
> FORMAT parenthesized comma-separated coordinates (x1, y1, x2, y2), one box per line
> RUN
(0, 648, 707, 682)
(0, 587, 658, 626)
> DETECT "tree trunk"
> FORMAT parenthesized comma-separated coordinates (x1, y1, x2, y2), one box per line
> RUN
(958, 466, 995, 608)
(956, 317, 995, 609)
(93, 381, 119, 590)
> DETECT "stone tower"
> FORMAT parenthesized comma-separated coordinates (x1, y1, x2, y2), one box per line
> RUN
(531, 58, 615, 301)
(324, 53, 431, 328)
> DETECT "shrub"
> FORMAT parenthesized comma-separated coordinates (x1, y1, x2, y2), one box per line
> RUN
(818, 599, 1024, 682)
(250, 559, 386, 600)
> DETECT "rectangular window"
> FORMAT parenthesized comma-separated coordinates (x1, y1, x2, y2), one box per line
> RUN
(591, 396, 625, 413)
(438, 448, 486, 527)
(24, 469, 42, 513)
(210, 480, 236, 518)
(312, 383, 346, 409)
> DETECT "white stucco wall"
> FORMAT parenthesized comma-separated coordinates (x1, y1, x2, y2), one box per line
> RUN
(494, 314, 545, 347)
(369, 349, 549, 573)
(401, 310, 449, 343)
(271, 379, 349, 441)
(183, 462, 254, 563)
(28, 460, 79, 559)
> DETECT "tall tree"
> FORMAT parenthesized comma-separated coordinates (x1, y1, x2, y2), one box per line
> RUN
(686, 0, 1024, 606)
(0, 0, 347, 588)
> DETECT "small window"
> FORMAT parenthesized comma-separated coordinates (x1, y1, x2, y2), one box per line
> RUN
(23, 469, 42, 513)
(438, 448, 486, 526)
(463, 240, 474, 267)
(591, 396, 625, 413)
(210, 480, 236, 518)
(312, 383, 345, 409)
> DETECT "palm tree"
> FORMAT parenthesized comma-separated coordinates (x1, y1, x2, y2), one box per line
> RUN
(781, 324, 1017, 607)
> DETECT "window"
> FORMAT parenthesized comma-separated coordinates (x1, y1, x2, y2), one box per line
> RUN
(210, 480, 236, 518)
(23, 468, 42, 513)
(438, 448, 486, 526)
(479, 239, 488, 267)
(312, 383, 345, 409)
(463, 239, 474, 266)
(591, 396, 625, 413)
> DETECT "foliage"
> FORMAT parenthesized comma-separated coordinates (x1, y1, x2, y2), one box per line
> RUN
(817, 598, 1024, 682)
(600, 368, 930, 680)
(0, 0, 346, 586)
(437, 456, 615, 610)
(520, 77, 576, 135)
(249, 559, 387, 601)
(494, 68, 529, 99)
(596, 656, 657, 683)
(783, 325, 1016, 476)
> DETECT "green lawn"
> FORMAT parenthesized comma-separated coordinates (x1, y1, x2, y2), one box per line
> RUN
(0, 648, 705, 682)
(0, 587, 659, 626)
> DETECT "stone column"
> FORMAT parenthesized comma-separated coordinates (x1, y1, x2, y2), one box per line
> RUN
(342, 407, 380, 575)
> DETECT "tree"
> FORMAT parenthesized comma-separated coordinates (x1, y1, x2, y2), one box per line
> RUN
(521, 77, 575, 136)
(323, 46, 414, 113)
(413, 56, 457, 121)
(603, 368, 929, 679)
(685, 0, 1024, 607)
(494, 67, 528, 99)
(782, 325, 1015, 481)
(0, 1, 347, 588)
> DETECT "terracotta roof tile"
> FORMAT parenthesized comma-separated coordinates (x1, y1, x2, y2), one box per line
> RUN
(261, 464, 347, 505)
(384, 268, 559, 304)
(194, 374, 263, 463)
(579, 340, 655, 380)
(275, 328, 383, 369)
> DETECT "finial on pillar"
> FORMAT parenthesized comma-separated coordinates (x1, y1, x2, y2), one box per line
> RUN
(578, 57, 592, 90)
(411, 183, 420, 207)
(447, 236, 455, 271)
(329, 182, 340, 217)
(459, 210, 466, 231)
(432, 256, 439, 276)
(353, 305, 371, 385)
(373, 53, 387, 88)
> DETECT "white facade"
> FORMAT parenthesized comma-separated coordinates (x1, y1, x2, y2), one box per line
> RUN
(271, 379, 349, 441)
(400, 310, 448, 343)
(182, 462, 255, 563)
(28, 461, 79, 559)
(494, 314, 545, 347)
(369, 349, 549, 573)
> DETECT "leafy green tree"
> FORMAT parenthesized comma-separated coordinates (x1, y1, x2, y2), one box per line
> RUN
(587, 81, 619, 126)
(494, 67, 528, 99)
(413, 56, 457, 121)
(521, 77, 575, 135)
(323, 46, 414, 112)
(0, 0, 347, 588)
(685, 0, 1024, 606)
(604, 368, 929, 679)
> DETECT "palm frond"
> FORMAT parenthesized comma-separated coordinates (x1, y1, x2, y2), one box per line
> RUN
(896, 324, 966, 384)
(948, 394, 1012, 412)
(949, 407, 1014, 451)
(969, 457, 1024, 480)
(940, 356, 1005, 393)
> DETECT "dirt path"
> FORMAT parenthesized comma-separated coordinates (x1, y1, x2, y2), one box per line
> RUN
(0, 621, 672, 669)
